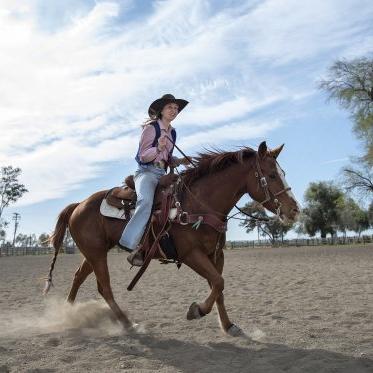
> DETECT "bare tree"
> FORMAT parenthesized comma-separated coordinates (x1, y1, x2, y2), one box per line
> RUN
(342, 164, 373, 200)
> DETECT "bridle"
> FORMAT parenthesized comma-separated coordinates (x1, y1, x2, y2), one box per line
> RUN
(253, 153, 292, 218)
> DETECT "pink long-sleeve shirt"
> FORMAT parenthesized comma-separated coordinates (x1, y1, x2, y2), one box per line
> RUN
(138, 120, 175, 164)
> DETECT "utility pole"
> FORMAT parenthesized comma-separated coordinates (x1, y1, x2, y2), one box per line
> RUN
(12, 212, 20, 247)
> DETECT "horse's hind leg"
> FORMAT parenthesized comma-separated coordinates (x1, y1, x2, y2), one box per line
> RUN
(67, 258, 93, 304)
(183, 249, 224, 319)
(92, 256, 132, 329)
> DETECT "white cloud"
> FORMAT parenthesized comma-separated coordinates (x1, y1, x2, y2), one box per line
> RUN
(244, 0, 373, 64)
(178, 94, 284, 127)
(0, 0, 372, 206)
(180, 119, 282, 150)
(1, 133, 139, 206)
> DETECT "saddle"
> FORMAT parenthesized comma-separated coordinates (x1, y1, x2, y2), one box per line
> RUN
(104, 176, 137, 220)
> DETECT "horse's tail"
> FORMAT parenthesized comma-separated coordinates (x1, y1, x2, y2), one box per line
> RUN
(43, 203, 79, 295)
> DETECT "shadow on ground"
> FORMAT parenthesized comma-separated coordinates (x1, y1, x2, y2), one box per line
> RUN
(103, 331, 373, 373)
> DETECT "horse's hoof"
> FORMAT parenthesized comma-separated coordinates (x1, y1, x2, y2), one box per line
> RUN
(226, 323, 244, 337)
(186, 302, 205, 320)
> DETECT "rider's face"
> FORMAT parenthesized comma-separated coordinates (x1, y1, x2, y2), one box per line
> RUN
(161, 103, 179, 122)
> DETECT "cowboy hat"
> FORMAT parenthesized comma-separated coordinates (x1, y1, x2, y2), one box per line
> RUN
(148, 94, 189, 117)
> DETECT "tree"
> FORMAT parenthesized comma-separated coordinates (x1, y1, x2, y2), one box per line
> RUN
(239, 201, 293, 244)
(38, 233, 51, 247)
(0, 219, 9, 247)
(15, 233, 28, 247)
(353, 209, 370, 237)
(342, 163, 373, 200)
(301, 181, 344, 238)
(337, 197, 370, 237)
(319, 57, 373, 165)
(15, 233, 37, 247)
(0, 166, 28, 220)
(369, 203, 373, 221)
(28, 234, 37, 247)
(367, 202, 373, 226)
(0, 228, 5, 245)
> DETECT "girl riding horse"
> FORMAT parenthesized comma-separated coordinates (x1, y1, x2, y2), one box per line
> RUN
(118, 94, 190, 266)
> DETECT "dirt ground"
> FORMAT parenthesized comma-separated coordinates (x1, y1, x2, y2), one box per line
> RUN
(0, 245, 372, 372)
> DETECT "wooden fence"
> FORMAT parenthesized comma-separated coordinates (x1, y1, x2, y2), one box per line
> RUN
(1, 235, 372, 257)
(227, 235, 373, 249)
(0, 246, 75, 257)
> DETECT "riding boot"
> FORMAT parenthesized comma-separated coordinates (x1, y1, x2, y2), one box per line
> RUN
(117, 243, 132, 253)
(127, 248, 144, 267)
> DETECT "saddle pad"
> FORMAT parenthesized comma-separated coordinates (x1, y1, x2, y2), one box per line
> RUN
(100, 199, 133, 220)
(100, 199, 178, 221)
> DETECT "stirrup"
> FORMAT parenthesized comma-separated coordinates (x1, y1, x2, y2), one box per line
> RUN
(127, 250, 144, 267)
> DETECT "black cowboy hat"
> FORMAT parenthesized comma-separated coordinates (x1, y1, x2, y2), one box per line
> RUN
(148, 94, 189, 117)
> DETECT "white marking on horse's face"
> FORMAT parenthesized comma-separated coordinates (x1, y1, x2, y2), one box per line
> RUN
(276, 163, 301, 211)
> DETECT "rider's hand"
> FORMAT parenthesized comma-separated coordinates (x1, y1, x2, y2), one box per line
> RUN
(157, 136, 167, 151)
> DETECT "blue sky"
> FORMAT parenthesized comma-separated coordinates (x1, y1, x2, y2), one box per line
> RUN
(1, 0, 372, 241)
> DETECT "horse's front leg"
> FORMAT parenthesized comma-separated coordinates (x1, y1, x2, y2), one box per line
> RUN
(210, 250, 243, 336)
(182, 248, 224, 319)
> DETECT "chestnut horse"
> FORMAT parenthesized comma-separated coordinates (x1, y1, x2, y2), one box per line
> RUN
(46, 141, 300, 335)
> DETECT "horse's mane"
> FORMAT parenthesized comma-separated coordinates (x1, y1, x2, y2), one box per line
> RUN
(180, 147, 256, 185)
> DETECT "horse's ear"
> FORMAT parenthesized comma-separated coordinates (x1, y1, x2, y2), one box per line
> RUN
(270, 144, 284, 159)
(258, 141, 267, 159)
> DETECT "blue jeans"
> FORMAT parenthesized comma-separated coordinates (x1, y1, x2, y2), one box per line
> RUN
(119, 165, 165, 251)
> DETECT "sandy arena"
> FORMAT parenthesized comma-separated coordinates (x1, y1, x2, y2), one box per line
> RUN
(0, 245, 372, 372)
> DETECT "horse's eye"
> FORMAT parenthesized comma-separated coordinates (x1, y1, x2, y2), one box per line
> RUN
(269, 173, 276, 179)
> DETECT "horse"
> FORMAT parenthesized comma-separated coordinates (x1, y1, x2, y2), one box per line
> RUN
(45, 141, 300, 335)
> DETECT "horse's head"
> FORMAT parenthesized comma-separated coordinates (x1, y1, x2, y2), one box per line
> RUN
(246, 141, 300, 223)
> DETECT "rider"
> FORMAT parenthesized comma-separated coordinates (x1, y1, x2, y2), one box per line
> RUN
(118, 94, 189, 266)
